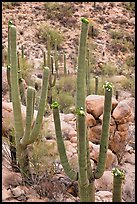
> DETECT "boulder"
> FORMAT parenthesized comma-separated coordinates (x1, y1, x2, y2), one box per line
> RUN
(95, 170, 113, 191)
(88, 124, 116, 144)
(2, 101, 45, 137)
(89, 142, 118, 169)
(86, 113, 96, 127)
(109, 130, 129, 161)
(86, 95, 118, 119)
(112, 101, 132, 124)
(2, 67, 9, 96)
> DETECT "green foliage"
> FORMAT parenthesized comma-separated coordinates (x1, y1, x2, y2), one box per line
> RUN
(29, 140, 59, 175)
(112, 168, 125, 179)
(53, 90, 75, 113)
(110, 29, 135, 54)
(100, 63, 117, 76)
(123, 2, 135, 12)
(110, 30, 123, 40)
(2, 2, 21, 9)
(125, 54, 135, 67)
(57, 75, 76, 95)
(37, 23, 64, 49)
(120, 77, 135, 95)
(88, 24, 99, 38)
(18, 56, 34, 82)
(44, 2, 75, 21)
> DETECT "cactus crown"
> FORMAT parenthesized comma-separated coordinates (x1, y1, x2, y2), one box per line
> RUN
(76, 107, 85, 116)
(51, 101, 60, 109)
(112, 168, 125, 179)
(81, 17, 89, 24)
(8, 20, 13, 26)
(103, 81, 113, 91)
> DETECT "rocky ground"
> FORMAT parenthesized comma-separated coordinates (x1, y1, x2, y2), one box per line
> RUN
(2, 2, 135, 202)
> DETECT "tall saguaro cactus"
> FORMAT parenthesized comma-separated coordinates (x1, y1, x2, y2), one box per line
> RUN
(9, 25, 50, 183)
(52, 18, 116, 202)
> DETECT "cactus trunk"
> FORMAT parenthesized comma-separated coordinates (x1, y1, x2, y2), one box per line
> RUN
(76, 18, 89, 197)
(52, 18, 114, 202)
(94, 83, 112, 179)
(9, 24, 50, 183)
(10, 25, 31, 182)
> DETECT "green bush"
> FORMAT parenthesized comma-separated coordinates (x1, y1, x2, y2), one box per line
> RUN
(110, 30, 123, 40)
(123, 2, 135, 12)
(125, 54, 135, 67)
(100, 63, 117, 76)
(37, 23, 64, 49)
(18, 56, 34, 82)
(29, 139, 59, 176)
(120, 77, 135, 95)
(44, 2, 75, 20)
(53, 91, 75, 113)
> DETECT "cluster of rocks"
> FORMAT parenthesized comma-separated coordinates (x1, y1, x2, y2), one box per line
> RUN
(2, 89, 135, 201)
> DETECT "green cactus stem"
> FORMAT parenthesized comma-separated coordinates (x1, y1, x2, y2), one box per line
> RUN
(76, 18, 89, 192)
(7, 20, 13, 102)
(63, 52, 67, 75)
(54, 39, 59, 77)
(43, 50, 47, 67)
(94, 82, 113, 179)
(17, 52, 27, 105)
(85, 58, 91, 95)
(9, 25, 31, 182)
(51, 101, 78, 180)
(21, 67, 50, 146)
(21, 45, 24, 59)
(95, 75, 98, 95)
(47, 34, 51, 69)
(10, 24, 50, 183)
(112, 168, 125, 202)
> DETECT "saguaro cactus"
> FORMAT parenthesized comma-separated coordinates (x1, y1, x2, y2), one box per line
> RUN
(7, 20, 13, 102)
(112, 168, 125, 202)
(9, 25, 50, 183)
(52, 18, 113, 202)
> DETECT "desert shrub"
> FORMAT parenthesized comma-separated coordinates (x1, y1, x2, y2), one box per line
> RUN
(120, 77, 135, 95)
(122, 2, 135, 12)
(2, 2, 21, 9)
(29, 139, 59, 176)
(53, 91, 75, 113)
(110, 30, 123, 40)
(100, 63, 117, 76)
(44, 2, 75, 20)
(89, 76, 109, 95)
(125, 54, 135, 67)
(57, 75, 76, 94)
(88, 24, 99, 38)
(37, 23, 64, 49)
(51, 75, 76, 113)
(18, 56, 34, 83)
(110, 29, 135, 55)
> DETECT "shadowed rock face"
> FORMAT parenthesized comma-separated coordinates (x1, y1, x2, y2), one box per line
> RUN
(86, 95, 133, 161)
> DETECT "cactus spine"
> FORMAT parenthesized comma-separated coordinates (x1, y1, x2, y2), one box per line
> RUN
(9, 25, 50, 183)
(52, 18, 113, 202)
(112, 168, 125, 202)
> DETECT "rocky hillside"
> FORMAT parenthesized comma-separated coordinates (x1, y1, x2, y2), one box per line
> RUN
(2, 2, 135, 202)
(2, 2, 135, 74)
